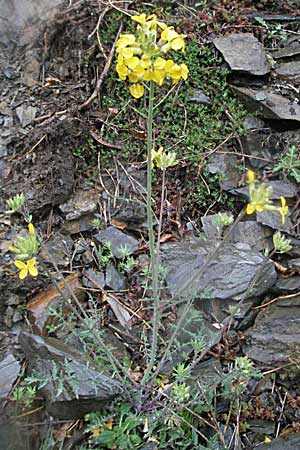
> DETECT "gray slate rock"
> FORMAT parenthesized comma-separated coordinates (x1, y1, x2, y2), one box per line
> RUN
(95, 226, 139, 258)
(0, 353, 21, 399)
(59, 188, 98, 221)
(256, 433, 300, 450)
(213, 33, 270, 76)
(244, 296, 300, 365)
(188, 88, 211, 105)
(273, 276, 300, 293)
(231, 86, 300, 122)
(105, 263, 126, 291)
(275, 61, 300, 83)
(201, 216, 273, 252)
(39, 232, 73, 267)
(256, 209, 294, 235)
(161, 239, 277, 301)
(19, 332, 122, 419)
(207, 153, 240, 190)
(16, 105, 37, 127)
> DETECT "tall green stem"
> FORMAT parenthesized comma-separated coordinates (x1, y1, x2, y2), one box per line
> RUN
(142, 80, 160, 385)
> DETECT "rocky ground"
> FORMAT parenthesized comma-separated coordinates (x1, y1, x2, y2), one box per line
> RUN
(1, 0, 300, 449)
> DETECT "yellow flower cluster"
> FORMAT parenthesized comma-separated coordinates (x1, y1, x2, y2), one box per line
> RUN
(246, 170, 288, 224)
(116, 13, 188, 98)
(150, 146, 178, 170)
(9, 223, 39, 279)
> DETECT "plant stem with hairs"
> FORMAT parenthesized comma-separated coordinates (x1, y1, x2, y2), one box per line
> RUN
(142, 80, 160, 386)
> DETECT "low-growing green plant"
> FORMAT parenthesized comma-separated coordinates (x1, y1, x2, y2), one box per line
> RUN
(94, 241, 114, 269)
(11, 385, 36, 408)
(273, 145, 300, 183)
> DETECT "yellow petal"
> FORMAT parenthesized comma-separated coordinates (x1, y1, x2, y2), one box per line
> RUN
(119, 48, 133, 59)
(129, 84, 144, 99)
(140, 55, 151, 68)
(170, 36, 185, 51)
(116, 34, 136, 49)
(280, 196, 286, 207)
(128, 73, 139, 83)
(248, 170, 255, 184)
(15, 260, 26, 269)
(152, 69, 165, 85)
(246, 204, 255, 215)
(131, 13, 147, 24)
(27, 259, 36, 268)
(28, 223, 35, 234)
(19, 268, 28, 279)
(126, 56, 140, 70)
(28, 266, 38, 277)
(180, 63, 189, 80)
(256, 205, 264, 212)
(153, 57, 166, 70)
(161, 27, 178, 42)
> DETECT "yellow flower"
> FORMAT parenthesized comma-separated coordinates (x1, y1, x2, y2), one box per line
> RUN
(140, 55, 151, 68)
(248, 170, 255, 184)
(153, 57, 166, 70)
(180, 63, 189, 80)
(131, 13, 156, 25)
(28, 223, 35, 234)
(116, 62, 128, 80)
(152, 69, 165, 85)
(150, 146, 163, 169)
(118, 47, 134, 59)
(116, 34, 136, 49)
(279, 196, 288, 224)
(129, 83, 144, 98)
(15, 259, 38, 279)
(161, 27, 178, 42)
(171, 36, 186, 52)
(115, 13, 188, 94)
(246, 171, 289, 224)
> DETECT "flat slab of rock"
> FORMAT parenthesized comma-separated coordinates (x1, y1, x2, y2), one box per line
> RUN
(0, 0, 62, 46)
(59, 188, 98, 221)
(244, 296, 300, 365)
(19, 332, 122, 419)
(95, 226, 139, 258)
(0, 353, 21, 399)
(213, 33, 270, 76)
(231, 86, 300, 122)
(275, 61, 300, 83)
(161, 239, 277, 301)
(256, 433, 300, 450)
(201, 216, 273, 252)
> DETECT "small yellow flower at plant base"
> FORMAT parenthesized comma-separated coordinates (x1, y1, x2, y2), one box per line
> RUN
(245, 170, 289, 224)
(248, 169, 255, 184)
(28, 223, 35, 234)
(14, 259, 38, 279)
(150, 146, 163, 169)
(129, 83, 144, 99)
(150, 146, 178, 170)
(279, 196, 288, 224)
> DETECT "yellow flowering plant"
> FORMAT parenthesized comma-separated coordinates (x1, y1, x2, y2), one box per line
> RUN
(115, 13, 188, 386)
(116, 13, 188, 98)
(9, 222, 40, 279)
(246, 170, 288, 224)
